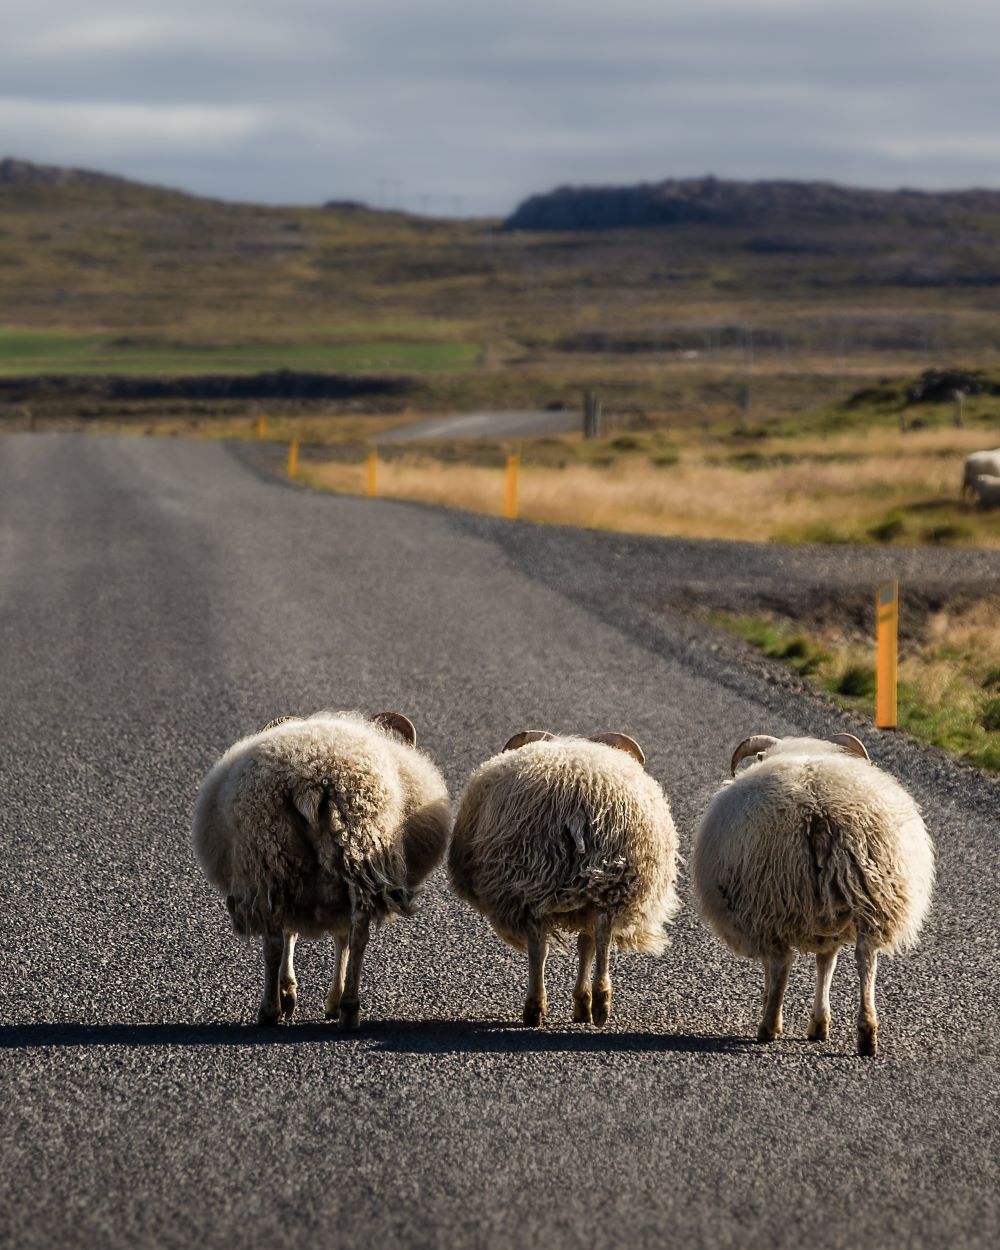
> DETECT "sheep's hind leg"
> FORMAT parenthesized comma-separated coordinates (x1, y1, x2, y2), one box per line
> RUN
(856, 933, 879, 1057)
(757, 951, 793, 1042)
(522, 927, 549, 1026)
(572, 931, 595, 1023)
(278, 933, 298, 1019)
(338, 912, 371, 1032)
(257, 933, 284, 1026)
(325, 934, 349, 1020)
(591, 912, 614, 1027)
(808, 948, 838, 1042)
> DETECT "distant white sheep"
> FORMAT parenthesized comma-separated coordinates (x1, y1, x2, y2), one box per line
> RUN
(192, 710, 451, 1029)
(449, 730, 679, 1027)
(971, 474, 1000, 508)
(962, 449, 1000, 496)
(693, 734, 934, 1056)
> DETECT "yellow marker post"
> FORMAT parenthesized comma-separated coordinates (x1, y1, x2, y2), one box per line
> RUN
(367, 449, 378, 498)
(876, 580, 898, 729)
(256, 413, 266, 440)
(287, 436, 299, 479)
(503, 448, 520, 520)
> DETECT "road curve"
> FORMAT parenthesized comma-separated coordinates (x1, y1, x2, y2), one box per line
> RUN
(375, 408, 579, 441)
(0, 433, 996, 1250)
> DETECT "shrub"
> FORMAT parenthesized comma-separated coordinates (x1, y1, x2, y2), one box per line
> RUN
(836, 664, 877, 698)
(868, 515, 906, 543)
(980, 698, 1000, 732)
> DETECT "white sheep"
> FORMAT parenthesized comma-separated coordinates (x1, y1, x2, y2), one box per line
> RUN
(192, 710, 451, 1029)
(693, 733, 934, 1056)
(971, 473, 1000, 508)
(449, 730, 679, 1027)
(962, 449, 1000, 497)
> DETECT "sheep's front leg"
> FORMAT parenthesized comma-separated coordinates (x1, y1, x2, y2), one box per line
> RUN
(757, 951, 793, 1042)
(279, 933, 298, 1020)
(808, 948, 838, 1041)
(338, 912, 371, 1032)
(324, 934, 349, 1020)
(257, 933, 284, 1026)
(523, 927, 549, 1026)
(591, 912, 614, 1027)
(856, 933, 879, 1057)
(572, 931, 595, 1023)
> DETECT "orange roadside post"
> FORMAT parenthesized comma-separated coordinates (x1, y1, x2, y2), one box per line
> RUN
(287, 437, 299, 479)
(367, 449, 378, 497)
(256, 413, 266, 440)
(503, 447, 520, 519)
(876, 581, 898, 729)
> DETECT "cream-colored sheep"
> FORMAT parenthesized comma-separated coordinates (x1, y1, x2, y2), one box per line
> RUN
(693, 733, 934, 1056)
(962, 449, 1000, 496)
(449, 730, 679, 1027)
(192, 710, 450, 1029)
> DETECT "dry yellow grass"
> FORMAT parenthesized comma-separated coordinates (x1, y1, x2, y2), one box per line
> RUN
(300, 424, 1000, 546)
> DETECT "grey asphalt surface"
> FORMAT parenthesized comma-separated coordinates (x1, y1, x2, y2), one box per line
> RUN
(1, 432, 997, 1250)
(375, 408, 579, 441)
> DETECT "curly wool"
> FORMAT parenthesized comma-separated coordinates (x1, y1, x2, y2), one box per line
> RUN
(193, 711, 450, 935)
(450, 737, 679, 953)
(693, 738, 935, 958)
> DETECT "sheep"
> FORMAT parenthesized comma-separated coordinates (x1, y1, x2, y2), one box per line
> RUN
(192, 710, 451, 1029)
(449, 730, 679, 1027)
(693, 733, 934, 1056)
(971, 474, 1000, 508)
(962, 449, 1000, 497)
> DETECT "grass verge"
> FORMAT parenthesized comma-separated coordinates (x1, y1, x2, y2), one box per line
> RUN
(716, 608, 1000, 773)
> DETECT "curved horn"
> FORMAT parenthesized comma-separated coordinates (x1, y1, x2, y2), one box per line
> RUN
(372, 711, 417, 747)
(260, 715, 296, 733)
(730, 734, 780, 776)
(502, 730, 555, 752)
(589, 732, 645, 766)
(830, 733, 870, 762)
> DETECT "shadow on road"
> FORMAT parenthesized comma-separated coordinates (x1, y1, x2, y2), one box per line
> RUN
(0, 1019, 754, 1055)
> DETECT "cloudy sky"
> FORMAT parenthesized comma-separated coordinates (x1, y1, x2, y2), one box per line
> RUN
(3, 0, 1000, 214)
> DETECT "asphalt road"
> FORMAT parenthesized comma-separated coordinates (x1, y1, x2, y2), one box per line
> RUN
(375, 408, 579, 441)
(1, 432, 997, 1250)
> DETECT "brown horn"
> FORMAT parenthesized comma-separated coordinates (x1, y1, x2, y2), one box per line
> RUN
(260, 715, 296, 733)
(502, 730, 555, 752)
(730, 734, 780, 776)
(372, 711, 417, 746)
(830, 733, 870, 762)
(589, 732, 645, 766)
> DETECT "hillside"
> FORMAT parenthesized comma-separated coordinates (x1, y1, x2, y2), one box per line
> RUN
(504, 175, 1000, 231)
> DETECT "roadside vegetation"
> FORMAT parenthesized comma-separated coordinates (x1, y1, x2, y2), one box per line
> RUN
(715, 606, 1000, 773)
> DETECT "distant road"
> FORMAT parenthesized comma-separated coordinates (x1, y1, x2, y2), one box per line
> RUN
(0, 433, 997, 1250)
(376, 408, 580, 441)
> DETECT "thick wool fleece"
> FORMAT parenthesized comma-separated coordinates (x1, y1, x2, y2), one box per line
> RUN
(193, 712, 450, 935)
(450, 737, 679, 952)
(693, 739, 934, 958)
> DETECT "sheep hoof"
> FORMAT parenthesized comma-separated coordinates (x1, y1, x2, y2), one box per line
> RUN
(807, 1016, 830, 1042)
(857, 1023, 878, 1057)
(324, 1005, 340, 1021)
(522, 1001, 546, 1027)
(572, 994, 593, 1024)
(338, 1002, 361, 1031)
(756, 1023, 779, 1043)
(279, 984, 297, 1020)
(592, 989, 611, 1027)
(256, 1006, 281, 1027)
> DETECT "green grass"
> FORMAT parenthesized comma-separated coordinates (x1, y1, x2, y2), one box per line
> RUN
(0, 328, 480, 375)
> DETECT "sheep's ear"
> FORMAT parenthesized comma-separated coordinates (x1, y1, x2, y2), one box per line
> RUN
(589, 732, 645, 766)
(830, 733, 870, 762)
(502, 730, 554, 752)
(372, 711, 417, 746)
(260, 715, 296, 733)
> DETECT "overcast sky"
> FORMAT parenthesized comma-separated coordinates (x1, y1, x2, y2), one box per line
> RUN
(3, 0, 1000, 215)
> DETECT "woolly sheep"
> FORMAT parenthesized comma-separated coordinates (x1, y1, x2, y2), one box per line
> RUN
(971, 474, 1000, 508)
(449, 730, 679, 1027)
(693, 733, 934, 1056)
(192, 710, 451, 1029)
(962, 449, 1000, 497)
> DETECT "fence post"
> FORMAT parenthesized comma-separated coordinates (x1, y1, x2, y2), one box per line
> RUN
(256, 413, 266, 440)
(287, 437, 299, 479)
(367, 448, 378, 498)
(503, 448, 520, 519)
(876, 581, 898, 729)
